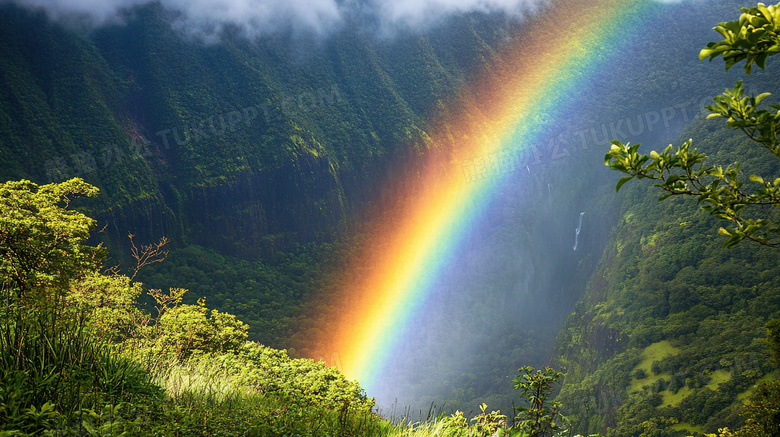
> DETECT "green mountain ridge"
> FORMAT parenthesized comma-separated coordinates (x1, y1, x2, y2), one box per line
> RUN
(0, 2, 505, 258)
(2, 0, 780, 434)
(554, 113, 780, 435)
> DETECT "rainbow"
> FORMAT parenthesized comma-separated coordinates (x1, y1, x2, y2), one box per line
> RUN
(305, 0, 661, 395)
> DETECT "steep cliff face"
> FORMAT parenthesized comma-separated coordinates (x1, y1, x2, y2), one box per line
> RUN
(5, 1, 778, 425)
(0, 2, 504, 256)
(552, 111, 780, 435)
(184, 155, 348, 257)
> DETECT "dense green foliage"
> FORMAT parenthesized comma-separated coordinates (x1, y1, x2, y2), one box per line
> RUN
(133, 242, 339, 350)
(0, 179, 102, 295)
(0, 2, 511, 258)
(559, 3, 780, 436)
(607, 2, 780, 248)
(0, 179, 382, 435)
(557, 117, 780, 436)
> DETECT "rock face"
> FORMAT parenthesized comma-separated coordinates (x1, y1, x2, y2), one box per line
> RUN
(184, 158, 348, 258)
(0, 2, 504, 256)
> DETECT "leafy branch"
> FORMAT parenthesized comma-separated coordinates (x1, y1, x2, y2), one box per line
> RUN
(606, 1, 780, 249)
(605, 136, 780, 248)
(700, 2, 780, 74)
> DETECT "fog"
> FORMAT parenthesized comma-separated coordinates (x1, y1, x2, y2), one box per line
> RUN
(6, 0, 544, 39)
(2, 0, 745, 419)
(369, 167, 613, 415)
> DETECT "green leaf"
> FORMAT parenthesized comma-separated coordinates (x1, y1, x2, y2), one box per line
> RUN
(749, 174, 765, 183)
(616, 176, 633, 193)
(699, 47, 718, 60)
(666, 175, 682, 184)
(756, 92, 772, 104)
(756, 51, 770, 70)
(757, 3, 774, 21)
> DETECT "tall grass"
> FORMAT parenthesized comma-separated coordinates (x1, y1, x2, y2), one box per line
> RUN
(122, 349, 393, 436)
(0, 287, 531, 436)
(0, 289, 163, 433)
(0, 303, 531, 436)
(0, 291, 533, 437)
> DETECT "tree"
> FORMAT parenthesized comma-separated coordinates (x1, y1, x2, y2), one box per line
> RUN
(767, 318, 780, 370)
(0, 178, 166, 426)
(0, 178, 102, 300)
(67, 272, 147, 341)
(605, 5, 780, 436)
(0, 178, 105, 370)
(605, 2, 780, 248)
(512, 366, 568, 437)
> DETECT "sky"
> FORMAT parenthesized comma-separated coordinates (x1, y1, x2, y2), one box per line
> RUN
(6, 0, 547, 39)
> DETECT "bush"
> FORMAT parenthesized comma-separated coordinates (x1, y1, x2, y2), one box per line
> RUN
(739, 380, 780, 436)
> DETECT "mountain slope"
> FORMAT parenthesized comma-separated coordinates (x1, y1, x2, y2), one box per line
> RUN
(553, 112, 780, 435)
(0, 3, 505, 257)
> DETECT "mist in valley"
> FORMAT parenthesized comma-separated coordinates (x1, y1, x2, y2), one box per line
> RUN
(2, 0, 768, 423)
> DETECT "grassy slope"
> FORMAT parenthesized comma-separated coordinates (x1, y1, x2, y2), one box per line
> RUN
(5, 2, 780, 434)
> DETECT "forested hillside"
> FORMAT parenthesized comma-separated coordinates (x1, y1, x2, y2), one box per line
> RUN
(0, 0, 757, 257)
(554, 19, 780, 435)
(2, 0, 780, 435)
(0, 2, 508, 257)
(555, 125, 780, 435)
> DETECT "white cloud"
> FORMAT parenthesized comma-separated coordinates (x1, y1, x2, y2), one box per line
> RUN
(380, 0, 526, 24)
(6, 0, 547, 39)
(10, 0, 148, 24)
(162, 0, 344, 39)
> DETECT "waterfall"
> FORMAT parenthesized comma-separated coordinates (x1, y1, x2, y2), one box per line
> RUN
(573, 211, 585, 251)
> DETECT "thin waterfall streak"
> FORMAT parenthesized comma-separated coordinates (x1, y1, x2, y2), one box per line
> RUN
(547, 183, 551, 209)
(573, 211, 585, 251)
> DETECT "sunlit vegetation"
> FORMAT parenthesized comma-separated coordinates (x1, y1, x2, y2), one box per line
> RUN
(4, 1, 780, 436)
(0, 178, 382, 435)
(559, 2, 780, 436)
(0, 177, 579, 436)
